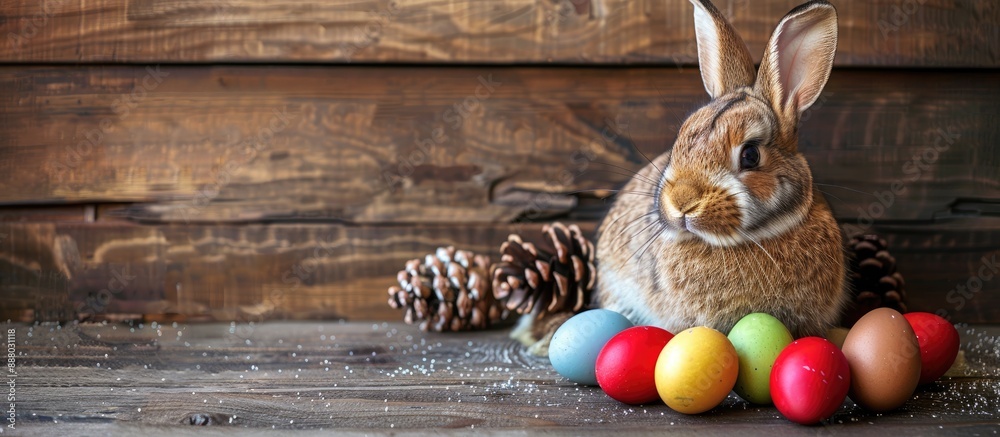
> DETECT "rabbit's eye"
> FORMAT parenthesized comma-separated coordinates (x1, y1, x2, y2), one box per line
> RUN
(740, 141, 761, 170)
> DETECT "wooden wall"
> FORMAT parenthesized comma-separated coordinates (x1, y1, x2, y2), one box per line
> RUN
(1, 0, 998, 324)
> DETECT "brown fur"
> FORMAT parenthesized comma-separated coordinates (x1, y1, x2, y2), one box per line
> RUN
(590, 0, 844, 339)
(596, 146, 844, 336)
(517, 0, 846, 353)
(515, 0, 844, 354)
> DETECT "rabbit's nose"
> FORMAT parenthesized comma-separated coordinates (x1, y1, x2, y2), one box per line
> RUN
(670, 182, 703, 217)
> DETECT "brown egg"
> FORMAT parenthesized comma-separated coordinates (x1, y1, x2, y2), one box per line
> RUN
(841, 308, 921, 412)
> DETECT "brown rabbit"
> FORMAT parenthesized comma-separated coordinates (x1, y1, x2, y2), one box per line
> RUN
(512, 0, 846, 356)
(591, 0, 846, 341)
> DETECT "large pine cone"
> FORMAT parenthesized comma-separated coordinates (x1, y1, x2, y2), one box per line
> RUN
(492, 222, 596, 319)
(842, 234, 907, 327)
(387, 247, 507, 332)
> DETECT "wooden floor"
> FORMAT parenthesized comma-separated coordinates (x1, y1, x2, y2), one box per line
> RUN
(5, 320, 999, 436)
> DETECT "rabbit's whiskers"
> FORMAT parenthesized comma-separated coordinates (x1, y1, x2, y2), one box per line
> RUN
(812, 182, 876, 197)
(626, 222, 668, 268)
(814, 188, 846, 205)
(723, 190, 751, 201)
(611, 211, 658, 253)
(586, 169, 659, 188)
(564, 189, 656, 198)
(590, 161, 660, 186)
(745, 239, 781, 297)
(621, 125, 662, 175)
(601, 208, 654, 241)
(738, 230, 780, 270)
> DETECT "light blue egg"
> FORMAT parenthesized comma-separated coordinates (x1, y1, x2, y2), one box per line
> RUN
(549, 309, 633, 385)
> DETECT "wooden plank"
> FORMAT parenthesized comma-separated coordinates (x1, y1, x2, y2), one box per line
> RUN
(860, 219, 1000, 327)
(2, 66, 998, 224)
(1, 220, 998, 324)
(0, 0, 996, 66)
(5, 320, 1000, 433)
(0, 221, 579, 324)
(0, 205, 90, 222)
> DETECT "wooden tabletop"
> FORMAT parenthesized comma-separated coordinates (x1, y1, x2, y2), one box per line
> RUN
(5, 320, 999, 435)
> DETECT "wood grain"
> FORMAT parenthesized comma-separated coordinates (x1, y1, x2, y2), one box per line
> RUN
(0, 221, 583, 323)
(6, 320, 1000, 433)
(1, 220, 998, 324)
(1, 66, 997, 224)
(0, 0, 996, 66)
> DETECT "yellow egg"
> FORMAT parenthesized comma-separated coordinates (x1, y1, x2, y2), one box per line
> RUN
(654, 326, 739, 414)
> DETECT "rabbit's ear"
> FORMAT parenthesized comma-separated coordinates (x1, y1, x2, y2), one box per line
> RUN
(689, 0, 756, 99)
(756, 1, 838, 119)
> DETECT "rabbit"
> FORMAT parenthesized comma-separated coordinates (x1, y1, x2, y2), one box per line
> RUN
(515, 0, 846, 357)
(592, 0, 846, 341)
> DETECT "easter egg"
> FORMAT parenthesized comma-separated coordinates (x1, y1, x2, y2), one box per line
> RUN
(654, 326, 739, 414)
(596, 326, 675, 404)
(727, 313, 794, 405)
(904, 312, 960, 384)
(770, 337, 851, 425)
(841, 308, 922, 412)
(549, 309, 633, 385)
(826, 327, 850, 349)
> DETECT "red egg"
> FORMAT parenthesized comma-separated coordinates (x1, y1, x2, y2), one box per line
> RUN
(770, 337, 851, 425)
(595, 326, 674, 404)
(904, 312, 960, 384)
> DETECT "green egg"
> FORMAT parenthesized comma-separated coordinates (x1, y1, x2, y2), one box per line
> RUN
(727, 313, 794, 405)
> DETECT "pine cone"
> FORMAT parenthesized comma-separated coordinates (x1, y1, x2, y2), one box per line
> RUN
(842, 234, 907, 327)
(387, 247, 507, 332)
(492, 222, 596, 319)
